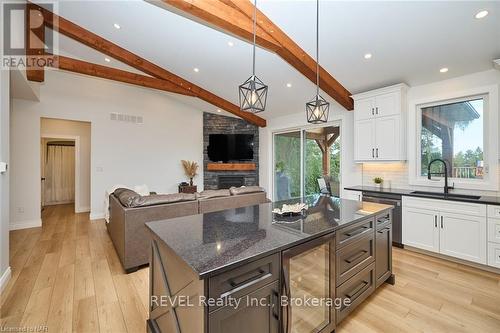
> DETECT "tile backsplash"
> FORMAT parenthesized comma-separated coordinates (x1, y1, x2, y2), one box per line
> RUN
(361, 162, 500, 197)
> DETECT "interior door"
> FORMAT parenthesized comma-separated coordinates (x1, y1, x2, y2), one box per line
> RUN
(439, 212, 487, 264)
(375, 116, 400, 160)
(402, 207, 440, 253)
(355, 119, 376, 160)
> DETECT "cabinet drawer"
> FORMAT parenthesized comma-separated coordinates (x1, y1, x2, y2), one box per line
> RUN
(209, 254, 279, 308)
(487, 205, 500, 219)
(209, 282, 279, 333)
(336, 218, 374, 249)
(376, 211, 391, 229)
(488, 219, 500, 244)
(336, 262, 375, 324)
(336, 234, 375, 286)
(488, 243, 500, 268)
(403, 196, 486, 217)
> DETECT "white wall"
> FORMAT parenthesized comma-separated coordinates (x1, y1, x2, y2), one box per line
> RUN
(11, 70, 204, 226)
(0, 69, 11, 291)
(41, 118, 91, 212)
(361, 69, 500, 195)
(259, 106, 362, 200)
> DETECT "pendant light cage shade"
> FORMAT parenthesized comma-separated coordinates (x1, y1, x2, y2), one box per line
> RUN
(306, 94, 330, 123)
(239, 75, 268, 113)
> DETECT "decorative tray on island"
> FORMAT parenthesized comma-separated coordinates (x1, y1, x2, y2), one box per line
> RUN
(272, 203, 308, 224)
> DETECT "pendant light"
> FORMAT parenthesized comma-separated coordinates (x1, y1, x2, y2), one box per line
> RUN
(239, 0, 268, 113)
(306, 0, 329, 123)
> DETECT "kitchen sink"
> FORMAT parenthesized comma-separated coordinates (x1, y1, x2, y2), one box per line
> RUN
(410, 191, 481, 200)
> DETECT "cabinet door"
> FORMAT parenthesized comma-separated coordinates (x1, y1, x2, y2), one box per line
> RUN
(375, 115, 400, 160)
(342, 190, 362, 201)
(354, 119, 376, 160)
(209, 282, 279, 333)
(355, 97, 376, 120)
(402, 207, 439, 253)
(375, 92, 399, 117)
(375, 224, 392, 288)
(439, 212, 487, 264)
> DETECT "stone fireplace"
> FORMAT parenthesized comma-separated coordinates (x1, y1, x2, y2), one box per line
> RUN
(203, 113, 259, 190)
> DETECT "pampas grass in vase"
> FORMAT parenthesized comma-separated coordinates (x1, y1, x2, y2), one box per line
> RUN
(181, 160, 199, 186)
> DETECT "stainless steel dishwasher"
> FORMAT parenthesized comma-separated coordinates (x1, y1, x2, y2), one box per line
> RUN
(362, 191, 403, 248)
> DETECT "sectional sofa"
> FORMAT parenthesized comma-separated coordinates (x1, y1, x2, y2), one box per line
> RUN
(107, 187, 268, 272)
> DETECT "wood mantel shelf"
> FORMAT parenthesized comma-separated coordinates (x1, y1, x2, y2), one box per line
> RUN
(207, 163, 256, 171)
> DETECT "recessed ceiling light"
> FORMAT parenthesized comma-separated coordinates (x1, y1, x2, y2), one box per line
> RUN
(364, 53, 372, 59)
(440, 67, 449, 73)
(227, 41, 234, 47)
(113, 23, 121, 29)
(286, 83, 292, 88)
(104, 58, 111, 63)
(475, 10, 489, 19)
(193, 67, 199, 73)
(217, 109, 222, 113)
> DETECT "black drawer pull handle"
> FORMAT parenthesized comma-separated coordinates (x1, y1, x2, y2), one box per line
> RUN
(229, 268, 266, 288)
(377, 216, 390, 224)
(377, 227, 390, 234)
(222, 271, 272, 298)
(345, 250, 368, 264)
(345, 226, 368, 237)
(346, 281, 368, 299)
(271, 290, 279, 320)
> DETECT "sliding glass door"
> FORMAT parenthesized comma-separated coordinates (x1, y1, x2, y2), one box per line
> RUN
(274, 131, 301, 201)
(273, 125, 341, 201)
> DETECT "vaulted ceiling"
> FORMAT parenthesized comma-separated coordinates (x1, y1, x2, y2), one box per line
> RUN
(33, 0, 500, 120)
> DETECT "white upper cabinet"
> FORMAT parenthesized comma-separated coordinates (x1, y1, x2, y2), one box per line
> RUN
(353, 84, 408, 161)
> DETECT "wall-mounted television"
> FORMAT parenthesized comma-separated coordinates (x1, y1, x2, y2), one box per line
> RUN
(207, 134, 254, 162)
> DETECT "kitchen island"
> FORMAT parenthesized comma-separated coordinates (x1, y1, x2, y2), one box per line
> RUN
(145, 195, 394, 333)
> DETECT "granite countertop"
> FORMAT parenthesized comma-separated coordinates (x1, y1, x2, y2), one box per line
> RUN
(345, 185, 500, 205)
(145, 195, 393, 279)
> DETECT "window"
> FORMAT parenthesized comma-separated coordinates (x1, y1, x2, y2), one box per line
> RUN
(419, 96, 485, 180)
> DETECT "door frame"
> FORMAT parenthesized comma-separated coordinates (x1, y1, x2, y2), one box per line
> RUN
(271, 120, 342, 201)
(41, 134, 81, 213)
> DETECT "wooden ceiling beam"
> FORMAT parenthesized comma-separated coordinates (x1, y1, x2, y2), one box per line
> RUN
(158, 0, 354, 111)
(47, 55, 197, 97)
(37, 5, 266, 127)
(25, 3, 45, 82)
(157, 0, 281, 51)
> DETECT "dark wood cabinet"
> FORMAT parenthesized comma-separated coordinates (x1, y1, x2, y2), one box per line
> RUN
(209, 282, 280, 333)
(148, 208, 393, 333)
(375, 214, 393, 288)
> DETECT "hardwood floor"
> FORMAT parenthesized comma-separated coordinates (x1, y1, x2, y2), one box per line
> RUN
(1, 204, 500, 332)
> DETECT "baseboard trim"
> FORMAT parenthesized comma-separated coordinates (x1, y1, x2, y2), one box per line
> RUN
(403, 245, 500, 275)
(10, 219, 42, 230)
(76, 206, 90, 213)
(89, 212, 105, 221)
(0, 267, 11, 294)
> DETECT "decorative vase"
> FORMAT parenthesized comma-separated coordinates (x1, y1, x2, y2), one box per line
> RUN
(375, 183, 382, 189)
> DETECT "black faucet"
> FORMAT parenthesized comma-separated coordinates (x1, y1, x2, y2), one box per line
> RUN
(427, 159, 454, 194)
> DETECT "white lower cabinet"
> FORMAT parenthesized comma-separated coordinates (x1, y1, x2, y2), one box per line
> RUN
(402, 197, 487, 265)
(342, 190, 362, 202)
(439, 212, 486, 264)
(488, 243, 500, 268)
(402, 207, 439, 253)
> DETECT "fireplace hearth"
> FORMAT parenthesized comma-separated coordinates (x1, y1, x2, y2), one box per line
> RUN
(218, 175, 245, 189)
